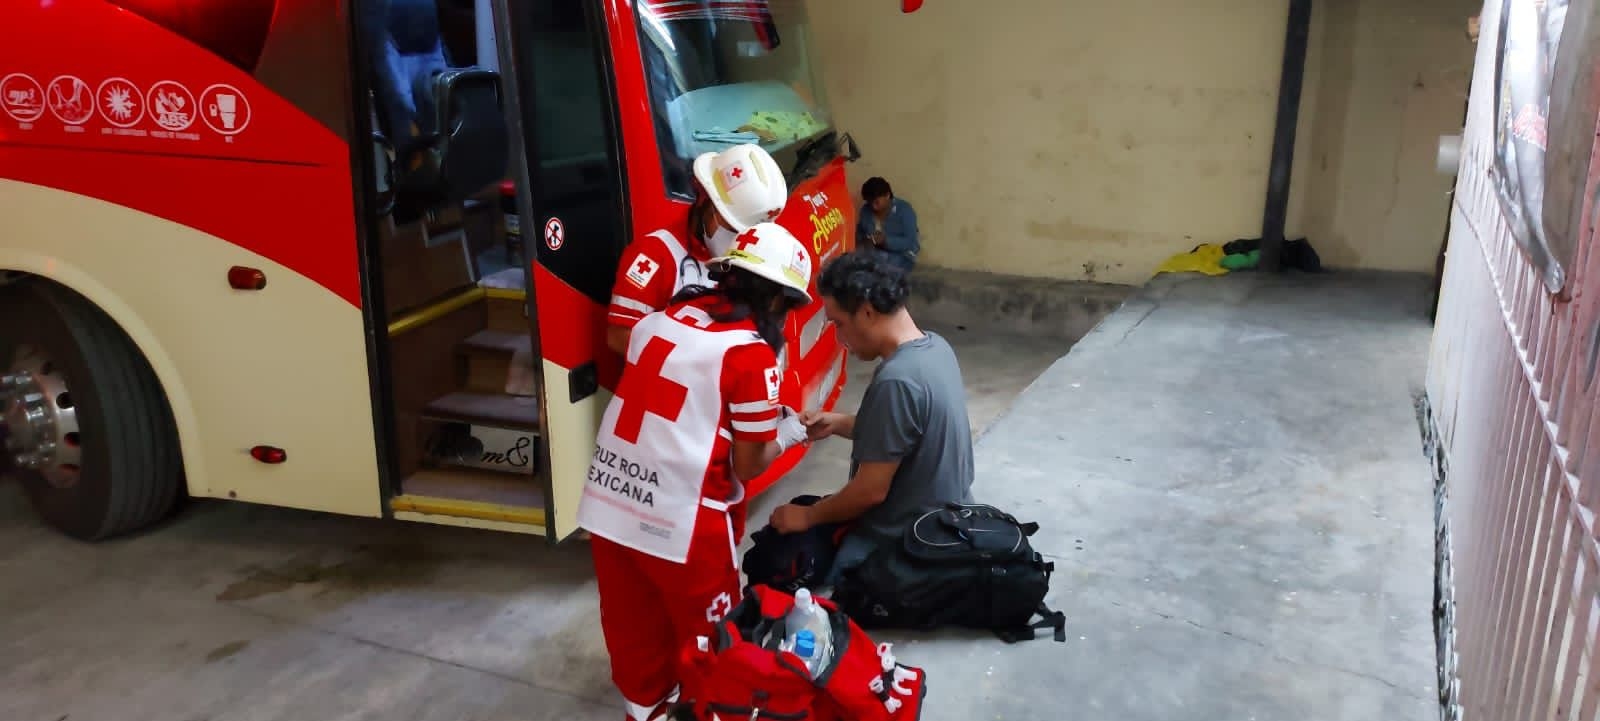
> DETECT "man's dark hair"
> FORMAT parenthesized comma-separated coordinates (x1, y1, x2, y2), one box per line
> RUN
(861, 176, 893, 201)
(817, 248, 909, 315)
(671, 268, 807, 351)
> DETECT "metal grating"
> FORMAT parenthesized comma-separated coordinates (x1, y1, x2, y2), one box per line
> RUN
(1426, 1, 1600, 719)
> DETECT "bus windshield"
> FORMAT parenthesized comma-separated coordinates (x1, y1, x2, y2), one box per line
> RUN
(636, 0, 836, 198)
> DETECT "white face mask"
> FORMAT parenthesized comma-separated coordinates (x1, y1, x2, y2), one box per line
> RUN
(704, 224, 740, 257)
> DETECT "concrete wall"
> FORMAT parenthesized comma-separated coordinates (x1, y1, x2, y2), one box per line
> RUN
(803, 0, 1478, 284)
(1291, 0, 1477, 273)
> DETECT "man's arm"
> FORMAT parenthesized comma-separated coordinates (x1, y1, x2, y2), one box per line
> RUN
(826, 377, 921, 521)
(833, 413, 857, 440)
(804, 411, 857, 441)
(804, 460, 896, 526)
(775, 379, 921, 533)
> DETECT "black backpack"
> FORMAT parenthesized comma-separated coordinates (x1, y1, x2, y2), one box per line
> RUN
(742, 495, 848, 594)
(830, 503, 1067, 643)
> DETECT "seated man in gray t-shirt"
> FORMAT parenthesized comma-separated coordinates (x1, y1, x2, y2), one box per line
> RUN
(768, 249, 975, 586)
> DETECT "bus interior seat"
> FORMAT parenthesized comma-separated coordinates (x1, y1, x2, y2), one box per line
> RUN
(363, 0, 507, 215)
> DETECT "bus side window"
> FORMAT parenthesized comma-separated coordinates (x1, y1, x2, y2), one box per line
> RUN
(515, 2, 628, 306)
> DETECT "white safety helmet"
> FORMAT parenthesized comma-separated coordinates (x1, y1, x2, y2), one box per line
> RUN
(693, 144, 789, 232)
(711, 222, 814, 304)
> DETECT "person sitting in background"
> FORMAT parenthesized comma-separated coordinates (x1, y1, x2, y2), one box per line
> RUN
(767, 248, 973, 586)
(855, 177, 919, 273)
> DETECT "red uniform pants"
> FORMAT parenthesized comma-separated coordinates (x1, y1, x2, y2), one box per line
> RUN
(591, 503, 745, 720)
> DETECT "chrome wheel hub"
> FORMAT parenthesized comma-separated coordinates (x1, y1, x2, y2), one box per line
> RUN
(1, 346, 81, 488)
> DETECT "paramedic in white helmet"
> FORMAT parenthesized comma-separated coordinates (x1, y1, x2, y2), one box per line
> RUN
(605, 143, 790, 355)
(580, 222, 814, 721)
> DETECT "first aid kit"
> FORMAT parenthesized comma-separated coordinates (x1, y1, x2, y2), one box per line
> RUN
(674, 584, 927, 721)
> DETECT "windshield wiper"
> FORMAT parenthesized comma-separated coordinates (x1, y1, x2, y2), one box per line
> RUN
(790, 130, 839, 181)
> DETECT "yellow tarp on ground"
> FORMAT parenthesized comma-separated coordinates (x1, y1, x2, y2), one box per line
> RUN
(1155, 243, 1229, 276)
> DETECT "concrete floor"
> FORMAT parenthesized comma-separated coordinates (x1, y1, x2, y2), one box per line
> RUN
(0, 321, 1071, 721)
(0, 271, 1438, 720)
(933, 271, 1439, 721)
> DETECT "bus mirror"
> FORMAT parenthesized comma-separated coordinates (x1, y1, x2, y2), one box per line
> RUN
(372, 131, 396, 217)
(841, 133, 862, 162)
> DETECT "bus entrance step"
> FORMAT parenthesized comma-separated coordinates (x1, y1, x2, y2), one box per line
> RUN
(392, 467, 546, 530)
(460, 329, 529, 354)
(422, 391, 540, 431)
(459, 330, 538, 397)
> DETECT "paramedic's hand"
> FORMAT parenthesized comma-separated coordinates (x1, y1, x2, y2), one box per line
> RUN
(775, 406, 809, 452)
(770, 503, 813, 534)
(801, 411, 845, 442)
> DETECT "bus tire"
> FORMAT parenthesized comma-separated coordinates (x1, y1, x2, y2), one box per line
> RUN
(0, 279, 184, 540)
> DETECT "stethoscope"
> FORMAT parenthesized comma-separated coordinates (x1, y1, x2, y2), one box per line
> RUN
(679, 254, 709, 288)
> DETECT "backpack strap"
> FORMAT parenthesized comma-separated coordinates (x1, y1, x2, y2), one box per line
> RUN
(994, 602, 1068, 644)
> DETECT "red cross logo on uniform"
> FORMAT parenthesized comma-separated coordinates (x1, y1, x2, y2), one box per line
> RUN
(625, 254, 659, 290)
(765, 207, 781, 220)
(705, 591, 734, 623)
(612, 337, 689, 443)
(730, 166, 743, 179)
(764, 367, 781, 403)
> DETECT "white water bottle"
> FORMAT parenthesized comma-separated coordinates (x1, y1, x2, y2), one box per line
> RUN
(785, 588, 832, 677)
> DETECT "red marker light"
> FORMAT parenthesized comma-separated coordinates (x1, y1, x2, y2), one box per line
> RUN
(228, 266, 267, 290)
(250, 445, 286, 464)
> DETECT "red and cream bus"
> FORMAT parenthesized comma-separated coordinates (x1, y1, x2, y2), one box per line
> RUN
(0, 0, 861, 542)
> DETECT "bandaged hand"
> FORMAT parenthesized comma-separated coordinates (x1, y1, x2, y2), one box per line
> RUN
(775, 405, 810, 452)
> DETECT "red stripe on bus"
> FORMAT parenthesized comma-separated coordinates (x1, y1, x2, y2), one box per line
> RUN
(0, 144, 361, 306)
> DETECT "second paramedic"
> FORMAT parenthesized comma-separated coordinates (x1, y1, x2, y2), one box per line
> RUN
(605, 143, 790, 355)
(579, 223, 815, 721)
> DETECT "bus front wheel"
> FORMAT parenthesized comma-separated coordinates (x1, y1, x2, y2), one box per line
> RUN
(0, 280, 184, 540)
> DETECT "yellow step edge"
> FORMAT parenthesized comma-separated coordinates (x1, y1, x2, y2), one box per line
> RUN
(483, 287, 525, 301)
(392, 511, 547, 536)
(389, 494, 547, 527)
(388, 287, 483, 337)
(387, 286, 527, 337)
